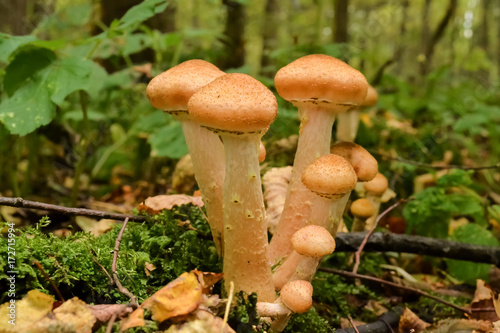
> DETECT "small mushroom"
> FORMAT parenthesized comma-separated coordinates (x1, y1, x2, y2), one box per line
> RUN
(350, 198, 376, 232)
(273, 225, 335, 290)
(269, 55, 368, 264)
(146, 60, 226, 255)
(188, 73, 277, 302)
(336, 84, 378, 142)
(363, 173, 389, 229)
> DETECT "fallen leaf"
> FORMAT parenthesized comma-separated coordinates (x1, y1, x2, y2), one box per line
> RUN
(88, 304, 130, 324)
(120, 308, 145, 332)
(493, 291, 500, 319)
(424, 318, 492, 333)
(145, 262, 156, 277)
(363, 299, 388, 316)
(142, 271, 203, 323)
(0, 290, 54, 332)
(137, 195, 204, 214)
(398, 307, 430, 333)
(133, 63, 152, 77)
(471, 280, 499, 322)
(193, 270, 224, 294)
(165, 309, 236, 333)
(75, 216, 115, 236)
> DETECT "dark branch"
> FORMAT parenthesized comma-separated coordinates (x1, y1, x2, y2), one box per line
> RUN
(335, 308, 403, 333)
(335, 232, 500, 267)
(0, 196, 147, 222)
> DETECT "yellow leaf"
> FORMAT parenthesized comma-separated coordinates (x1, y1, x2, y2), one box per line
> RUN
(142, 271, 202, 323)
(0, 290, 54, 332)
(137, 195, 204, 215)
(120, 308, 145, 332)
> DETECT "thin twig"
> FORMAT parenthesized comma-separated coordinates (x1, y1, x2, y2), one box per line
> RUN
(368, 151, 499, 171)
(105, 313, 117, 333)
(0, 196, 147, 222)
(222, 281, 234, 333)
(33, 261, 65, 302)
(352, 199, 410, 274)
(90, 250, 113, 285)
(112, 218, 138, 308)
(318, 267, 472, 315)
(347, 315, 360, 333)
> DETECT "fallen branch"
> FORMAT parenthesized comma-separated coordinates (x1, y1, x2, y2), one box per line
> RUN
(111, 217, 138, 308)
(318, 267, 471, 315)
(0, 196, 147, 222)
(335, 232, 500, 267)
(336, 308, 403, 333)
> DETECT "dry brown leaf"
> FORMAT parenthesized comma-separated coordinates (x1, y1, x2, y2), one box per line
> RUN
(88, 304, 130, 324)
(263, 166, 293, 234)
(193, 270, 224, 294)
(75, 216, 115, 236)
(144, 262, 156, 277)
(142, 271, 203, 323)
(0, 290, 54, 332)
(120, 308, 145, 332)
(470, 280, 499, 322)
(137, 194, 204, 214)
(399, 307, 430, 333)
(364, 300, 388, 316)
(165, 309, 236, 333)
(493, 292, 500, 320)
(423, 318, 492, 333)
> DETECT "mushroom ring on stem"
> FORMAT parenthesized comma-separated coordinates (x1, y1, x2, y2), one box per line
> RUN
(268, 54, 368, 265)
(188, 73, 277, 302)
(146, 60, 226, 255)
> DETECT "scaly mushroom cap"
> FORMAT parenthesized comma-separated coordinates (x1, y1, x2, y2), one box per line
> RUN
(363, 173, 388, 196)
(146, 60, 225, 112)
(330, 142, 378, 182)
(302, 154, 357, 200)
(280, 280, 313, 313)
(291, 225, 335, 257)
(350, 198, 376, 219)
(274, 54, 368, 109)
(362, 85, 378, 108)
(188, 73, 278, 134)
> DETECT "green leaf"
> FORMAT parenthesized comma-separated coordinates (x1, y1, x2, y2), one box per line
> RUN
(132, 110, 168, 133)
(3, 46, 56, 96)
(0, 33, 37, 63)
(45, 56, 94, 105)
(117, 0, 169, 31)
(446, 224, 499, 284)
(63, 110, 106, 122)
(448, 193, 486, 226)
(0, 80, 55, 135)
(436, 170, 472, 187)
(148, 122, 188, 158)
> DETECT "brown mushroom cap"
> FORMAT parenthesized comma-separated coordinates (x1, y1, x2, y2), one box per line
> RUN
(188, 73, 278, 134)
(362, 85, 378, 108)
(280, 280, 313, 313)
(146, 60, 225, 111)
(330, 142, 378, 182)
(274, 54, 368, 108)
(302, 154, 357, 200)
(363, 173, 388, 196)
(350, 198, 376, 219)
(291, 225, 335, 257)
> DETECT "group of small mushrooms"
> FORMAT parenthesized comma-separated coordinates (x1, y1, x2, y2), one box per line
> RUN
(146, 54, 386, 330)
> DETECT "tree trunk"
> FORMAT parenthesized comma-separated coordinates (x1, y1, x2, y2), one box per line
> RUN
(0, 0, 52, 35)
(218, 0, 246, 70)
(395, 0, 409, 76)
(260, 0, 280, 75)
(333, 0, 349, 44)
(477, 0, 491, 85)
(420, 0, 458, 76)
(419, 0, 432, 75)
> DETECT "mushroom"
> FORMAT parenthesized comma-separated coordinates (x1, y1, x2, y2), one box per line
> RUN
(188, 73, 277, 302)
(328, 141, 379, 230)
(268, 55, 368, 264)
(350, 198, 376, 232)
(273, 225, 335, 290)
(259, 141, 266, 163)
(146, 60, 226, 255)
(336, 84, 378, 142)
(257, 280, 313, 317)
(363, 173, 389, 230)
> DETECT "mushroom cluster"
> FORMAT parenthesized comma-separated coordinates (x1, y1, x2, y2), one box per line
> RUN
(146, 54, 384, 331)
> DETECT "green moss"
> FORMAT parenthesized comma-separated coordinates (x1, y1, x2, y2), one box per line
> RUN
(283, 308, 334, 333)
(0, 204, 221, 303)
(228, 291, 270, 333)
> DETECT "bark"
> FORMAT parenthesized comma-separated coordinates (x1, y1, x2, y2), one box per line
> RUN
(334, 232, 500, 266)
(477, 0, 491, 85)
(335, 308, 403, 333)
(395, 0, 409, 76)
(333, 0, 349, 43)
(0, 0, 52, 35)
(218, 0, 246, 70)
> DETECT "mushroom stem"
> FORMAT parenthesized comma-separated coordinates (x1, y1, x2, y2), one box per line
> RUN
(268, 106, 336, 264)
(221, 134, 275, 302)
(257, 299, 290, 317)
(336, 110, 360, 142)
(364, 195, 382, 230)
(181, 121, 225, 254)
